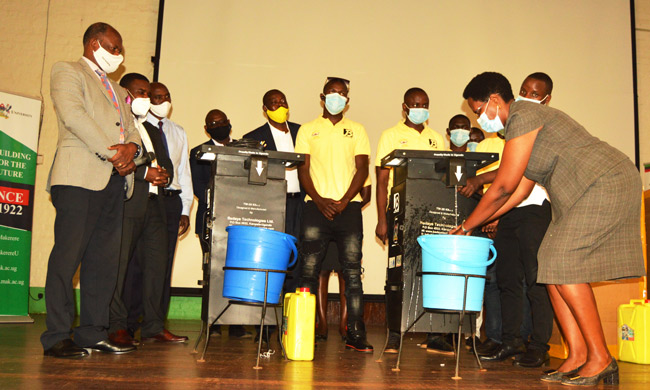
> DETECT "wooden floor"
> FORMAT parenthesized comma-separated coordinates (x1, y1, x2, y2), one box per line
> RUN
(1, 315, 649, 389)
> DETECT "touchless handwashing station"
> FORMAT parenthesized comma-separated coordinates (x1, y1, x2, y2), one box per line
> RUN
(192, 145, 303, 366)
(377, 149, 498, 376)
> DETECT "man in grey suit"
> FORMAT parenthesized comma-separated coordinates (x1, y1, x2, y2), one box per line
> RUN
(41, 22, 141, 358)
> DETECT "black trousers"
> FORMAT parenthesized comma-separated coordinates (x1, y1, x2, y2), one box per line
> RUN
(40, 176, 124, 350)
(494, 200, 554, 350)
(110, 195, 168, 338)
(161, 194, 182, 315)
(299, 201, 365, 326)
(124, 193, 181, 329)
(283, 196, 304, 293)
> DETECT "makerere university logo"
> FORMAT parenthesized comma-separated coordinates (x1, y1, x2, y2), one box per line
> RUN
(0, 103, 11, 119)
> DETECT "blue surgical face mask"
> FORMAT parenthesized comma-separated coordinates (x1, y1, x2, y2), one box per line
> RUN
(515, 95, 547, 104)
(477, 100, 504, 133)
(449, 129, 470, 147)
(324, 93, 347, 115)
(467, 141, 479, 152)
(406, 106, 429, 125)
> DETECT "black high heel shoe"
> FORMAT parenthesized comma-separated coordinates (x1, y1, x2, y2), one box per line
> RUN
(560, 359, 619, 386)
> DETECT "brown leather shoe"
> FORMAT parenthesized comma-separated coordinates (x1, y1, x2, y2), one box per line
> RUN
(142, 329, 188, 343)
(109, 329, 138, 346)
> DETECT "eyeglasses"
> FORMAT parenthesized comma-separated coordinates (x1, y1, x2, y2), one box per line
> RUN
(476, 100, 489, 116)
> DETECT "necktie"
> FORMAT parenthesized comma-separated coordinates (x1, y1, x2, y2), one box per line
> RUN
(158, 121, 170, 157)
(95, 69, 124, 144)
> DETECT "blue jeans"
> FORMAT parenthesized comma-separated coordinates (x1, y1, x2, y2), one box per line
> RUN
(299, 201, 365, 326)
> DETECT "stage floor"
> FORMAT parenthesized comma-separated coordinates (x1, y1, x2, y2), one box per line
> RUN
(1, 315, 649, 389)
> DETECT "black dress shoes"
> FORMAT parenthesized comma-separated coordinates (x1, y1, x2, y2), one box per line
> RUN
(87, 339, 136, 354)
(209, 324, 221, 335)
(476, 338, 501, 356)
(44, 339, 88, 359)
(513, 348, 550, 368)
(228, 325, 252, 339)
(254, 325, 276, 344)
(480, 343, 525, 361)
(426, 334, 455, 355)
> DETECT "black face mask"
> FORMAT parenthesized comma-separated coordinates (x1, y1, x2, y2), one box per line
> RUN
(207, 123, 231, 141)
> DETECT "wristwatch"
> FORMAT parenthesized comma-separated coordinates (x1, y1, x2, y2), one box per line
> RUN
(132, 142, 142, 158)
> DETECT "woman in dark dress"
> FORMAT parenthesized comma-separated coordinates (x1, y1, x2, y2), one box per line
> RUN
(451, 72, 644, 386)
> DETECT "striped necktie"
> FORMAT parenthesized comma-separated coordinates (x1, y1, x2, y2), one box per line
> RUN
(95, 69, 124, 144)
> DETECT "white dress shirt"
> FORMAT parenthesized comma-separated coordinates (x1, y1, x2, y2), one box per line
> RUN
(133, 118, 158, 194)
(517, 183, 549, 208)
(268, 122, 300, 194)
(81, 57, 115, 94)
(146, 113, 193, 216)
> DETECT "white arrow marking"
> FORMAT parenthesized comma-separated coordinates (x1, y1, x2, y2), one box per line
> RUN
(255, 161, 264, 176)
(455, 166, 463, 182)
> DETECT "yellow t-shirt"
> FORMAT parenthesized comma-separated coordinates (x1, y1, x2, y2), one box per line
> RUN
(295, 116, 370, 202)
(375, 121, 446, 166)
(476, 134, 505, 191)
(375, 121, 446, 189)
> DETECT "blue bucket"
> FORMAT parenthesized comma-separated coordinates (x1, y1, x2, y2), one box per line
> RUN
(223, 225, 298, 304)
(417, 235, 496, 312)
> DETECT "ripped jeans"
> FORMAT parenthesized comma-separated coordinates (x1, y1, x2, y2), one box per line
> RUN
(299, 201, 365, 327)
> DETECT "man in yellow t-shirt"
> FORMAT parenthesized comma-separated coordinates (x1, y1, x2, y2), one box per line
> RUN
(374, 87, 447, 353)
(445, 114, 472, 152)
(375, 87, 445, 241)
(294, 77, 372, 353)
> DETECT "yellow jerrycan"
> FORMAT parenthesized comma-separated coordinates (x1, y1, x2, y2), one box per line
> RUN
(618, 299, 650, 364)
(282, 287, 315, 360)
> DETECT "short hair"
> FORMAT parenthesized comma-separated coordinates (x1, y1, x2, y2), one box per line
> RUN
(448, 114, 470, 128)
(119, 73, 149, 89)
(404, 87, 427, 102)
(262, 89, 284, 105)
(526, 72, 554, 95)
(205, 109, 226, 124)
(83, 22, 111, 45)
(470, 127, 485, 141)
(462, 72, 514, 102)
(323, 77, 350, 94)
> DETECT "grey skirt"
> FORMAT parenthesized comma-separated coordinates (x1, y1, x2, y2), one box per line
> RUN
(537, 159, 645, 284)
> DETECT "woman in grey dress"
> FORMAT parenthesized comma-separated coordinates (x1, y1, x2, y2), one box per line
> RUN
(451, 72, 644, 386)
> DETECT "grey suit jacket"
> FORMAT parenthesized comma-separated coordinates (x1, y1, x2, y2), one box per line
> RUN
(47, 58, 140, 198)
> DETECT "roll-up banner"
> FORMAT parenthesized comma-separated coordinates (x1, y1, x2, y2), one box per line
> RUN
(0, 90, 41, 323)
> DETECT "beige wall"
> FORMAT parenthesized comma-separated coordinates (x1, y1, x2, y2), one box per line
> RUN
(0, 0, 160, 288)
(0, 1, 646, 300)
(159, 0, 640, 294)
(638, 0, 650, 177)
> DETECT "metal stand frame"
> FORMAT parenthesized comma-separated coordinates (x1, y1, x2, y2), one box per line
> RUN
(192, 266, 289, 369)
(376, 271, 486, 379)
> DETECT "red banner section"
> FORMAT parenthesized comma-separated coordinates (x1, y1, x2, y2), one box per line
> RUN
(0, 186, 29, 206)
